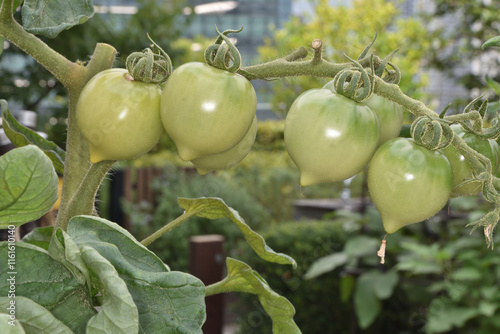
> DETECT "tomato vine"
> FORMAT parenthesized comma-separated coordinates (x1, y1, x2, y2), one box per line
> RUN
(1, 0, 500, 243)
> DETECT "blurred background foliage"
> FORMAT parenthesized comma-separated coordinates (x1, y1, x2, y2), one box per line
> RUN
(424, 0, 500, 96)
(257, 0, 435, 115)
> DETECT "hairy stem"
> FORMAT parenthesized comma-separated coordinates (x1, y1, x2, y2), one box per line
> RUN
(373, 77, 435, 117)
(56, 160, 115, 229)
(55, 43, 117, 230)
(140, 211, 196, 246)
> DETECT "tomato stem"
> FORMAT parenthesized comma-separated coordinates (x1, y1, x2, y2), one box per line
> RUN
(140, 210, 197, 246)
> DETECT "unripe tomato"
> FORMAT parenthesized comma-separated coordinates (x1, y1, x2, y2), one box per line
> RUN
(77, 68, 164, 163)
(284, 89, 380, 186)
(362, 94, 403, 146)
(160, 62, 256, 161)
(368, 138, 453, 234)
(441, 124, 500, 197)
(191, 116, 257, 175)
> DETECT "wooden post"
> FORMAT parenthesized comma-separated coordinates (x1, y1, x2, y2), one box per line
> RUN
(189, 235, 225, 334)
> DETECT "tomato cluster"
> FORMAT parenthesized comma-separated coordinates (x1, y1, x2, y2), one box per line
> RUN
(76, 62, 257, 174)
(76, 63, 498, 235)
(283, 87, 498, 234)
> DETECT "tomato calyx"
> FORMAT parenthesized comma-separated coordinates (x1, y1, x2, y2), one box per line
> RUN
(410, 116, 454, 150)
(330, 55, 374, 102)
(126, 34, 172, 84)
(204, 26, 243, 73)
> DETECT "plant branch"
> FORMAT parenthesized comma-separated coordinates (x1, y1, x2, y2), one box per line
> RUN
(373, 77, 435, 117)
(205, 275, 254, 296)
(140, 210, 197, 246)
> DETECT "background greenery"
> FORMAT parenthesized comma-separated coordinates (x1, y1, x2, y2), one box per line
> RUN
(3, 0, 500, 332)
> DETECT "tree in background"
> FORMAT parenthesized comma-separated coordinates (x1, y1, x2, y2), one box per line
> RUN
(424, 0, 500, 102)
(258, 0, 435, 115)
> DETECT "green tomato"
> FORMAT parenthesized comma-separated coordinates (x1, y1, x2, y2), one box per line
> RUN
(191, 116, 257, 175)
(368, 138, 453, 234)
(362, 94, 403, 146)
(441, 124, 500, 197)
(160, 62, 257, 161)
(284, 89, 380, 186)
(77, 68, 164, 163)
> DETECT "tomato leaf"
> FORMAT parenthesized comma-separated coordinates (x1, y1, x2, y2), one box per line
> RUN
(80, 245, 140, 334)
(21, 226, 54, 250)
(353, 270, 399, 329)
(178, 197, 297, 268)
(0, 314, 25, 333)
(302, 252, 348, 279)
(426, 299, 479, 333)
(486, 76, 500, 96)
(217, 258, 301, 334)
(21, 0, 94, 38)
(0, 242, 97, 333)
(482, 35, 500, 49)
(48, 229, 90, 286)
(1, 102, 65, 174)
(0, 145, 58, 227)
(0, 296, 73, 334)
(67, 215, 206, 334)
(354, 273, 381, 329)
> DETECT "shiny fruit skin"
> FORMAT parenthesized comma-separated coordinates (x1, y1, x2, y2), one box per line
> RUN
(191, 116, 257, 175)
(160, 62, 257, 161)
(284, 89, 380, 186)
(367, 138, 453, 234)
(362, 94, 404, 146)
(442, 124, 500, 197)
(77, 68, 164, 163)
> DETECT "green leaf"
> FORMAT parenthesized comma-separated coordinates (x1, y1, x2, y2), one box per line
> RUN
(479, 301, 497, 317)
(0, 242, 96, 333)
(67, 216, 206, 334)
(340, 275, 355, 302)
(426, 299, 479, 333)
(2, 103, 65, 174)
(482, 35, 500, 49)
(0, 145, 58, 227)
(353, 270, 399, 329)
(450, 267, 482, 281)
(303, 252, 347, 279)
(367, 270, 399, 300)
(354, 273, 380, 329)
(0, 313, 25, 333)
(67, 215, 170, 274)
(21, 226, 54, 250)
(21, 0, 94, 38)
(0, 296, 73, 334)
(178, 197, 297, 268)
(343, 235, 380, 258)
(48, 229, 90, 286)
(396, 241, 443, 275)
(486, 76, 500, 96)
(80, 245, 139, 334)
(214, 258, 301, 334)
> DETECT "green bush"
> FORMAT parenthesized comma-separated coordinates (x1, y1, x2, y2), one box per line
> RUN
(234, 220, 347, 333)
(123, 165, 272, 271)
(233, 212, 436, 334)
